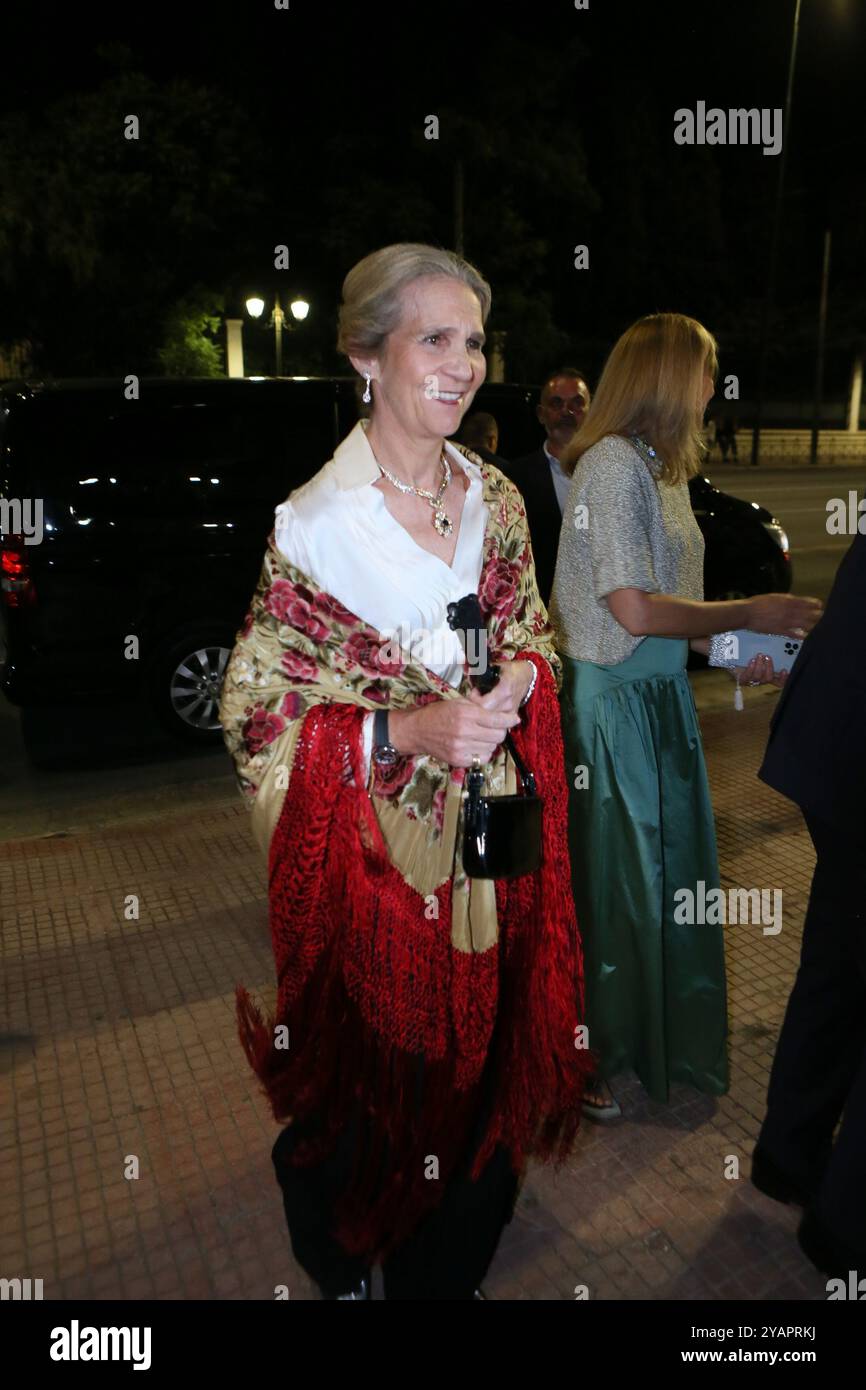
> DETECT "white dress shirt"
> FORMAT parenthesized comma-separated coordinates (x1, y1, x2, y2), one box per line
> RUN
(274, 419, 488, 768)
(543, 440, 571, 516)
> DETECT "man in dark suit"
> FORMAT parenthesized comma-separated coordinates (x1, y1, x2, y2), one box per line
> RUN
(499, 369, 591, 606)
(752, 526, 866, 1280)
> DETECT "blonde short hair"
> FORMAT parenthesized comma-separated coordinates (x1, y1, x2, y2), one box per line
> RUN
(337, 243, 492, 374)
(562, 313, 718, 485)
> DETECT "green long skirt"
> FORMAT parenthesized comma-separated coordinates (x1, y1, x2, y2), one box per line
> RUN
(560, 637, 729, 1103)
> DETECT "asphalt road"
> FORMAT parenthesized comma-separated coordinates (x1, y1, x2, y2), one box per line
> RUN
(2, 463, 860, 840)
(705, 462, 863, 602)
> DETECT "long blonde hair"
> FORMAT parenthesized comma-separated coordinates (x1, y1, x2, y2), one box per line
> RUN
(562, 313, 718, 485)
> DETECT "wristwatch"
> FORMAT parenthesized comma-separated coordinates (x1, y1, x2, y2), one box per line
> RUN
(372, 708, 399, 766)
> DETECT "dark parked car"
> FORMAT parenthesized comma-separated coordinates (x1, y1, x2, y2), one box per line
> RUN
(688, 469, 790, 600)
(0, 378, 791, 758)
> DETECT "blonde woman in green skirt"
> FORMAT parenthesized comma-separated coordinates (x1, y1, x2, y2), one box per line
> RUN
(548, 314, 822, 1119)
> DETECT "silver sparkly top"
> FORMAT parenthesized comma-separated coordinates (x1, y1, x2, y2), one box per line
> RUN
(548, 433, 705, 665)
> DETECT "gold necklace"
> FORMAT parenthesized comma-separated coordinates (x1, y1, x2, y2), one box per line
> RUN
(377, 450, 453, 537)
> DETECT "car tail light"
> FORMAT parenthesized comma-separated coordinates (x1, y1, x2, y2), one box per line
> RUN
(1, 533, 35, 608)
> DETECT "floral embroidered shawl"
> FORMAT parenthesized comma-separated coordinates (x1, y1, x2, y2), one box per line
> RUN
(219, 443, 590, 1257)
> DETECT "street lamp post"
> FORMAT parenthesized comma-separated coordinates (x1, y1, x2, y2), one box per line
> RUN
(245, 294, 310, 376)
(273, 297, 286, 376)
(809, 228, 832, 467)
(750, 0, 803, 467)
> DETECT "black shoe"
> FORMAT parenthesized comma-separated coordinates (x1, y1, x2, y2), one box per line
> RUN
(321, 1272, 372, 1300)
(750, 1146, 817, 1207)
(798, 1206, 866, 1282)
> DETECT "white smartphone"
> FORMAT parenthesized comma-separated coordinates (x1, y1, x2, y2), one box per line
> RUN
(707, 629, 803, 673)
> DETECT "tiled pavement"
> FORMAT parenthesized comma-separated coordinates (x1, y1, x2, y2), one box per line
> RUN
(0, 691, 828, 1300)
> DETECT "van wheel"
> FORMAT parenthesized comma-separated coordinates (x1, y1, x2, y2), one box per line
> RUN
(148, 626, 235, 744)
(20, 704, 71, 769)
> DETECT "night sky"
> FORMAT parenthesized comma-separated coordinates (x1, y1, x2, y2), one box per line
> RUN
(1, 0, 863, 405)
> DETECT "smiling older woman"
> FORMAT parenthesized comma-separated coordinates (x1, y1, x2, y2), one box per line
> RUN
(219, 243, 591, 1301)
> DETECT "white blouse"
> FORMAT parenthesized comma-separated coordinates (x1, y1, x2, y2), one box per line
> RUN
(274, 419, 488, 765)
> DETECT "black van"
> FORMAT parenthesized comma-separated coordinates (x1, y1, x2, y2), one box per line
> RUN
(0, 377, 791, 751)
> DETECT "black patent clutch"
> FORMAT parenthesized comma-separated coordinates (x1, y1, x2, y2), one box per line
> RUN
(446, 593, 543, 880)
(463, 735, 542, 879)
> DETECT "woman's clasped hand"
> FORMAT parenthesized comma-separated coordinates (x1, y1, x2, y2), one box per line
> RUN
(389, 661, 533, 767)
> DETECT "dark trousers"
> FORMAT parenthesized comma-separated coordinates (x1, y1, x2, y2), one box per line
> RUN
(719, 436, 737, 461)
(272, 1048, 520, 1299)
(757, 813, 866, 1253)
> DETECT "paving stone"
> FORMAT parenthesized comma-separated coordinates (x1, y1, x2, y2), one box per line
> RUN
(0, 699, 833, 1299)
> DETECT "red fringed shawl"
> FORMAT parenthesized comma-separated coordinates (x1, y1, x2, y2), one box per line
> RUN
(235, 649, 590, 1259)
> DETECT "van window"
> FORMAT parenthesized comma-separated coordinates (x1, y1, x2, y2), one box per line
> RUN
(7, 389, 338, 520)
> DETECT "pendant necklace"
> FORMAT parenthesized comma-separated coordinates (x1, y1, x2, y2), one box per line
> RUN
(377, 450, 454, 537)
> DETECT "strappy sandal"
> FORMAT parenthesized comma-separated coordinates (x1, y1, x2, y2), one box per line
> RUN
(582, 1078, 622, 1122)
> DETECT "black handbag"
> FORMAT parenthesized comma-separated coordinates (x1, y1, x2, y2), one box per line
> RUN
(446, 593, 543, 880)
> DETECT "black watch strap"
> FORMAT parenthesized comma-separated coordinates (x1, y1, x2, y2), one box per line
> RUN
(374, 708, 389, 750)
(372, 708, 399, 766)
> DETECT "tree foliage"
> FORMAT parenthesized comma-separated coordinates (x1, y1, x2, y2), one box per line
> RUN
(156, 289, 225, 377)
(0, 50, 265, 373)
